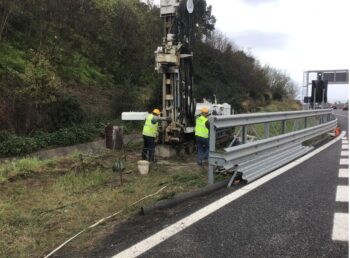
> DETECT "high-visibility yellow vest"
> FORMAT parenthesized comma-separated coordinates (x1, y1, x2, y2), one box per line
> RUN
(143, 114, 158, 137)
(195, 115, 209, 139)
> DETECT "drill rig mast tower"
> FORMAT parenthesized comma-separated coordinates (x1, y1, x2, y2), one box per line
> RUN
(155, 0, 196, 144)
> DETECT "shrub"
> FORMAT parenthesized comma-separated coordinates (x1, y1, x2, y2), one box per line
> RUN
(0, 135, 37, 157)
(0, 131, 13, 142)
(47, 95, 86, 130)
(0, 122, 104, 157)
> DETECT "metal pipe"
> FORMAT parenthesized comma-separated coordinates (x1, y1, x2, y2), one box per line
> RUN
(322, 88, 325, 109)
(313, 88, 316, 109)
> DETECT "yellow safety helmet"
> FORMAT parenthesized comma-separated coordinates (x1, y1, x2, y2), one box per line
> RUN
(152, 109, 161, 115)
(200, 107, 209, 114)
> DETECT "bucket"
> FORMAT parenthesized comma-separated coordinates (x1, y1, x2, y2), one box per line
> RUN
(137, 160, 150, 175)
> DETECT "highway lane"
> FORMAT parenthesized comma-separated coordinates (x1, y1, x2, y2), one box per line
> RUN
(131, 134, 348, 257)
(86, 111, 348, 258)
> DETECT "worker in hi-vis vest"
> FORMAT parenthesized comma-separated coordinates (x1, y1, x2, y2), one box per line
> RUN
(142, 109, 161, 161)
(195, 107, 210, 165)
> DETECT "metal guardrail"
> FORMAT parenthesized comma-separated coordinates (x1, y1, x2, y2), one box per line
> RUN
(207, 109, 337, 186)
(212, 109, 333, 129)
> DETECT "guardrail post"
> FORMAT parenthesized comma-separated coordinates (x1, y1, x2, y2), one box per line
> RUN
(208, 117, 216, 185)
(264, 122, 269, 138)
(242, 125, 247, 143)
(294, 120, 299, 131)
(281, 120, 286, 134)
(304, 117, 307, 129)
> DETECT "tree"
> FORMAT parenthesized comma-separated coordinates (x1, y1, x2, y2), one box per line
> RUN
(205, 30, 237, 53)
(264, 66, 296, 100)
(0, 0, 298, 134)
(178, 0, 216, 43)
(0, 0, 20, 41)
(17, 51, 61, 107)
(111, 79, 141, 116)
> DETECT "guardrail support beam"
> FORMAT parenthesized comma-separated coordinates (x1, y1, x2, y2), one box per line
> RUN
(264, 122, 269, 138)
(208, 119, 216, 185)
(281, 120, 286, 134)
(242, 126, 247, 144)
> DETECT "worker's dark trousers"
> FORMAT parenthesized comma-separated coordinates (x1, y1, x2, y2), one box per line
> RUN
(196, 136, 209, 165)
(142, 135, 156, 161)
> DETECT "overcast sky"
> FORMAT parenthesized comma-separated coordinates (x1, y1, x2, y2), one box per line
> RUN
(151, 0, 350, 102)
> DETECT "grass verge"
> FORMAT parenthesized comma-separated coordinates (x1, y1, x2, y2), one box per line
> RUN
(0, 145, 214, 258)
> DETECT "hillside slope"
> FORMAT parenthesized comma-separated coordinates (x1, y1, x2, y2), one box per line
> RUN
(0, 0, 297, 135)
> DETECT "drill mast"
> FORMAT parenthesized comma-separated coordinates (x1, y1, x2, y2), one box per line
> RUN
(155, 0, 196, 143)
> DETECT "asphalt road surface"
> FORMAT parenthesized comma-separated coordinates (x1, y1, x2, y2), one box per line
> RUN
(86, 110, 348, 258)
(334, 109, 349, 136)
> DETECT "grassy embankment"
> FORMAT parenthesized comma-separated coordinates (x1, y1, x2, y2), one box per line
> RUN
(0, 141, 213, 258)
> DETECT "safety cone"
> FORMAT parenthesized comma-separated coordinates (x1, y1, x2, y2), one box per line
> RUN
(234, 179, 241, 185)
(335, 127, 341, 137)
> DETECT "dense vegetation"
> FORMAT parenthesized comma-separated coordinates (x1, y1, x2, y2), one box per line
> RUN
(0, 0, 298, 155)
(0, 122, 104, 156)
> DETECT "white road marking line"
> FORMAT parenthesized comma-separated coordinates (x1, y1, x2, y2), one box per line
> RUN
(342, 145, 349, 150)
(340, 159, 349, 165)
(336, 186, 348, 202)
(343, 140, 349, 144)
(111, 132, 345, 258)
(332, 213, 348, 241)
(339, 168, 349, 178)
(341, 151, 349, 156)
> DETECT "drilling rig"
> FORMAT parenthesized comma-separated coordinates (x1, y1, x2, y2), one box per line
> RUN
(122, 0, 231, 148)
(155, 0, 196, 144)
